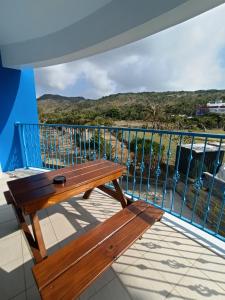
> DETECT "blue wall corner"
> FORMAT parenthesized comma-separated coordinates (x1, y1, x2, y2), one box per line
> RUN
(0, 64, 40, 171)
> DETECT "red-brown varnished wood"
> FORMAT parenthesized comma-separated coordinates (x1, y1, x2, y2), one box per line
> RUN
(8, 160, 109, 197)
(8, 160, 106, 191)
(32, 201, 150, 290)
(33, 202, 164, 300)
(4, 191, 43, 263)
(30, 213, 47, 259)
(83, 188, 94, 199)
(112, 179, 127, 208)
(11, 162, 124, 202)
(23, 170, 124, 214)
(7, 160, 127, 262)
(8, 160, 126, 215)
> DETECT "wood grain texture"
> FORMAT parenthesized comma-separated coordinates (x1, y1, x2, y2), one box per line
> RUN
(23, 170, 124, 214)
(4, 191, 43, 263)
(33, 201, 150, 289)
(32, 201, 164, 300)
(8, 160, 126, 214)
(30, 213, 47, 259)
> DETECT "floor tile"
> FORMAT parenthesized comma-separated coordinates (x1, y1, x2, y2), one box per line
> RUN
(91, 268, 116, 292)
(79, 283, 96, 300)
(91, 277, 131, 300)
(117, 257, 174, 300)
(0, 205, 16, 224)
(25, 285, 41, 300)
(191, 252, 225, 292)
(0, 233, 24, 266)
(174, 267, 225, 300)
(113, 245, 145, 273)
(0, 257, 26, 299)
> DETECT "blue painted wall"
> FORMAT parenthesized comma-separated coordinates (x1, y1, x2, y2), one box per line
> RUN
(0, 60, 40, 171)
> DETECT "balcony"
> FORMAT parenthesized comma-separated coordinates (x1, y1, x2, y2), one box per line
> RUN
(0, 123, 225, 299)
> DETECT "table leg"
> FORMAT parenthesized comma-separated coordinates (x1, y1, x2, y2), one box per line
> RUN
(112, 179, 127, 208)
(29, 213, 47, 259)
(83, 188, 94, 199)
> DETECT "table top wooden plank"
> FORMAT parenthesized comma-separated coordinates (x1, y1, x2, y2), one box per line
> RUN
(11, 162, 125, 206)
(22, 170, 125, 214)
(8, 160, 112, 191)
(9, 161, 118, 198)
(32, 201, 151, 290)
(37, 204, 163, 300)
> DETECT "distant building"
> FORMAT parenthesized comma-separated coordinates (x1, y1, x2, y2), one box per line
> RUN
(196, 99, 225, 115)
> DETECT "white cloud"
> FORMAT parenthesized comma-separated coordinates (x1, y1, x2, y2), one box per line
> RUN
(35, 3, 225, 98)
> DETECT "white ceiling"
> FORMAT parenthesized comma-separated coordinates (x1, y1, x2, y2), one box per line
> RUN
(0, 0, 224, 68)
(0, 0, 111, 44)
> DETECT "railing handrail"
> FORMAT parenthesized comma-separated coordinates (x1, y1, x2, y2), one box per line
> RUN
(16, 122, 225, 139)
(16, 122, 225, 242)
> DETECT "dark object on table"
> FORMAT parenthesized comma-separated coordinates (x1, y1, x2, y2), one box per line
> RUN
(53, 175, 66, 184)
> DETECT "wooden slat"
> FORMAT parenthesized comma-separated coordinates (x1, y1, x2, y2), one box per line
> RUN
(12, 162, 125, 205)
(30, 213, 47, 259)
(7, 160, 106, 190)
(37, 205, 163, 300)
(9, 160, 110, 196)
(4, 190, 13, 204)
(32, 201, 150, 289)
(23, 170, 124, 214)
(4, 191, 43, 263)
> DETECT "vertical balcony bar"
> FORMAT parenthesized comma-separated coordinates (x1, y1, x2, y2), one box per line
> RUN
(47, 126, 50, 167)
(216, 190, 225, 234)
(98, 127, 101, 159)
(154, 133, 163, 204)
(146, 133, 154, 202)
(74, 128, 78, 165)
(131, 131, 138, 199)
(36, 124, 41, 168)
(39, 125, 43, 167)
(119, 129, 124, 186)
(70, 128, 74, 166)
(103, 128, 106, 160)
(120, 129, 124, 165)
(79, 127, 82, 163)
(93, 128, 96, 161)
(162, 134, 172, 208)
(114, 129, 118, 163)
(60, 126, 63, 168)
(88, 128, 91, 161)
(180, 135, 194, 218)
(53, 127, 57, 169)
(62, 127, 66, 167)
(191, 137, 208, 223)
(43, 126, 47, 168)
(83, 128, 87, 162)
(170, 135, 182, 212)
(126, 130, 131, 194)
(49, 126, 54, 169)
(203, 138, 222, 229)
(48, 126, 52, 168)
(109, 129, 112, 161)
(139, 131, 146, 199)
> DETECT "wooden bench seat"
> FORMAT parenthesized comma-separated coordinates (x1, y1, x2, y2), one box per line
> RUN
(32, 201, 164, 300)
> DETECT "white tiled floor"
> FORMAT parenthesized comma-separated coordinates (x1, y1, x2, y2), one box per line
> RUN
(0, 172, 225, 300)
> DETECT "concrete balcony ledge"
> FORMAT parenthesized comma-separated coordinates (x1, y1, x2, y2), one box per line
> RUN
(0, 169, 225, 300)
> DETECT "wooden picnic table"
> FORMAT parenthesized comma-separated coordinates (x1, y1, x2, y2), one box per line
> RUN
(7, 159, 127, 263)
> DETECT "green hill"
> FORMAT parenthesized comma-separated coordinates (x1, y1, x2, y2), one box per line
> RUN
(37, 90, 225, 130)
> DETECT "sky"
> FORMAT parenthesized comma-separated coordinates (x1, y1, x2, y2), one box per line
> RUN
(35, 3, 225, 99)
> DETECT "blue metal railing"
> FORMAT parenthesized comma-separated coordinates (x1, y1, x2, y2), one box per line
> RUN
(16, 123, 225, 241)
